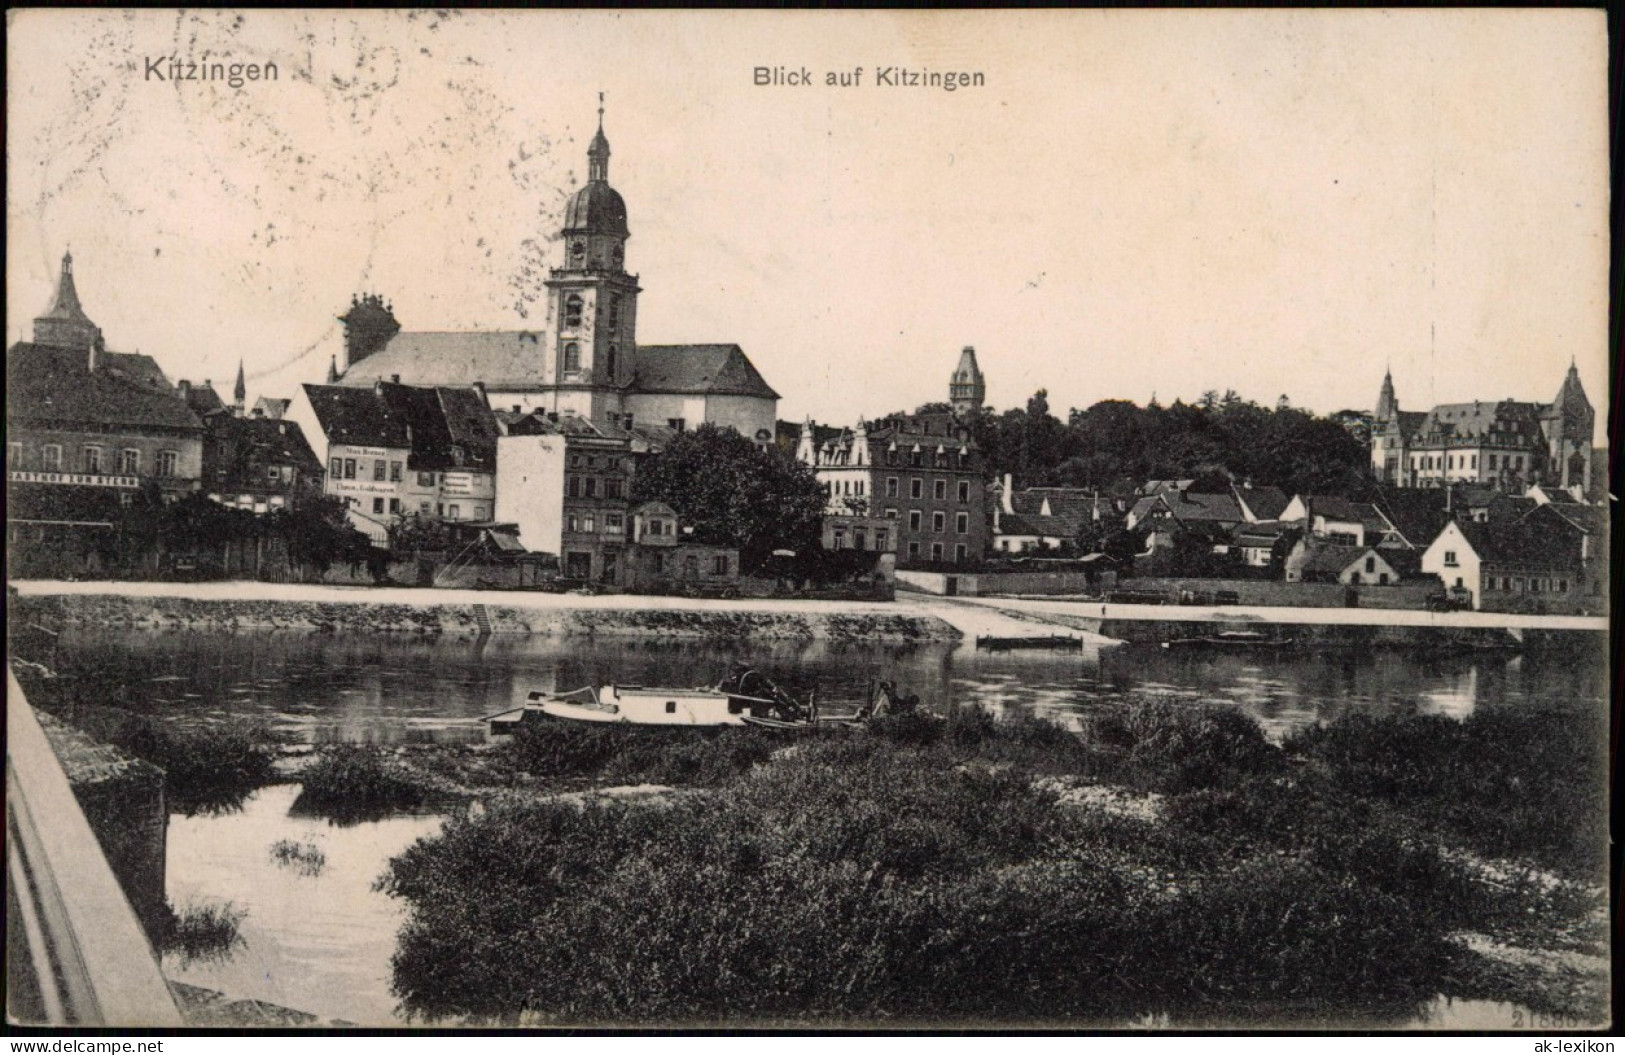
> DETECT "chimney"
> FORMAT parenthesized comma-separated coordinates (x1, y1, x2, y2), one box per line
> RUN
(87, 330, 105, 373)
(375, 381, 385, 398)
(178, 379, 192, 401)
(471, 381, 488, 405)
(1001, 473, 1015, 515)
(391, 374, 401, 384)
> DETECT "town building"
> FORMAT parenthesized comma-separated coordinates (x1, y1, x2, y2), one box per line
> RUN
(287, 380, 499, 544)
(1369, 363, 1594, 492)
(988, 476, 1118, 553)
(495, 415, 637, 583)
(200, 411, 325, 513)
(1278, 495, 1396, 549)
(7, 252, 204, 572)
(327, 106, 780, 449)
(1284, 541, 1402, 586)
(1420, 509, 1587, 613)
(796, 397, 988, 565)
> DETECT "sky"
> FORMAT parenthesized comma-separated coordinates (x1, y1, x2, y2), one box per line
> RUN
(6, 10, 1610, 438)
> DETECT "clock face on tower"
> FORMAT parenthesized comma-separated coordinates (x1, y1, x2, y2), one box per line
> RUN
(571, 241, 586, 263)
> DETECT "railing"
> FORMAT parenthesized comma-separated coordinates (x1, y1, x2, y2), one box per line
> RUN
(5, 670, 183, 1026)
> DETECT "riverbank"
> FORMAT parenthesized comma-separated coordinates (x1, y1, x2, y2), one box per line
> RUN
(357, 704, 1608, 1026)
(8, 581, 964, 642)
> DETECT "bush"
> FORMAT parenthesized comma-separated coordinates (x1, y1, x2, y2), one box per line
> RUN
(1084, 700, 1281, 793)
(294, 746, 427, 823)
(110, 718, 276, 816)
(157, 898, 247, 966)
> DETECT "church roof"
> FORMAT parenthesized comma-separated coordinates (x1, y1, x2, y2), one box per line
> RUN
(7, 342, 201, 433)
(951, 345, 983, 384)
(336, 334, 778, 401)
(337, 331, 548, 390)
(633, 345, 780, 399)
(562, 181, 629, 237)
(36, 253, 94, 327)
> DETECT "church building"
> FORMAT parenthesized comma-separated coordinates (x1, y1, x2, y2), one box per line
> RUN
(329, 105, 780, 451)
(1369, 364, 1594, 494)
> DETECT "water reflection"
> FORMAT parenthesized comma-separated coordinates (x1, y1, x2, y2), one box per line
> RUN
(52, 628, 1606, 746)
(165, 783, 444, 1026)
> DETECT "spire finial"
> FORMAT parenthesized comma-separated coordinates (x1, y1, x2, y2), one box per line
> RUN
(599, 90, 605, 130)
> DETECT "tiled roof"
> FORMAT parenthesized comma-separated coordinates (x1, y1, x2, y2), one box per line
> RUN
(301, 384, 411, 449)
(338, 331, 548, 390)
(1233, 520, 1293, 545)
(1372, 488, 1451, 548)
(179, 381, 226, 416)
(1414, 400, 1543, 445)
(633, 345, 779, 399)
(7, 342, 200, 432)
(1452, 517, 1581, 568)
(994, 512, 1044, 538)
(1299, 544, 1366, 576)
(338, 334, 779, 400)
(1008, 488, 1108, 538)
(1163, 489, 1243, 524)
(206, 414, 323, 477)
(1233, 485, 1289, 521)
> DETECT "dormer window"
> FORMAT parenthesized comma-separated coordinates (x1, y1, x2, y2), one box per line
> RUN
(564, 294, 584, 329)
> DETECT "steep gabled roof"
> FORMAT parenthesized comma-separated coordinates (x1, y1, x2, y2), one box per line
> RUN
(300, 383, 412, 449)
(1008, 488, 1109, 538)
(205, 414, 323, 482)
(633, 345, 779, 399)
(1233, 485, 1289, 521)
(1164, 489, 1243, 524)
(7, 342, 200, 433)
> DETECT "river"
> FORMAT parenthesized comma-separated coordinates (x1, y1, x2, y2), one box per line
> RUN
(44, 627, 1607, 1026)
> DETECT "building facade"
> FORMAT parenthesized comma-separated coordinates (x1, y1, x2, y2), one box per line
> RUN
(328, 107, 779, 448)
(1369, 364, 1594, 493)
(7, 254, 203, 506)
(796, 403, 988, 566)
(287, 381, 499, 544)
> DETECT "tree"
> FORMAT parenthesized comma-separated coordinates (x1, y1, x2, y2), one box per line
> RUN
(276, 495, 371, 574)
(631, 424, 825, 574)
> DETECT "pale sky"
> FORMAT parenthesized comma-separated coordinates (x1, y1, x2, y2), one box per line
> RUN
(6, 10, 1610, 437)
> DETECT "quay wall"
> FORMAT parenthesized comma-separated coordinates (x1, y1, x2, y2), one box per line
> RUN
(7, 592, 959, 643)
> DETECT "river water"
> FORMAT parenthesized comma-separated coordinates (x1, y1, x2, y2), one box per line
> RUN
(45, 628, 1607, 1026)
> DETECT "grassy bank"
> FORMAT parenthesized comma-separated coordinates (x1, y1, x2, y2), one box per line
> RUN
(9, 592, 956, 642)
(374, 702, 1608, 1026)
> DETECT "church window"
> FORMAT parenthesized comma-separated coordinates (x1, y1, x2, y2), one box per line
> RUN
(608, 296, 621, 335)
(570, 241, 585, 263)
(565, 295, 584, 329)
(564, 342, 582, 373)
(613, 245, 624, 266)
(607, 345, 617, 378)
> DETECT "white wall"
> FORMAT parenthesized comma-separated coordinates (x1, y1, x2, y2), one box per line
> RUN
(1420, 522, 1481, 608)
(495, 435, 566, 555)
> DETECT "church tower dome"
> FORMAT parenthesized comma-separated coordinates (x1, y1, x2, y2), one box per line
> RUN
(562, 97, 629, 240)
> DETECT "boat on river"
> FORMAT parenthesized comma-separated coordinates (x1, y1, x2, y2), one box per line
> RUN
(485, 668, 869, 733)
(1160, 629, 1299, 652)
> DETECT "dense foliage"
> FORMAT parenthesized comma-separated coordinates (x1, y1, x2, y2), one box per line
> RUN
(294, 746, 429, 824)
(376, 702, 1604, 1025)
(630, 424, 827, 573)
(949, 390, 1371, 496)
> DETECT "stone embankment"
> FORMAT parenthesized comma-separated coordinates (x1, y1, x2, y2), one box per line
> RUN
(7, 584, 961, 643)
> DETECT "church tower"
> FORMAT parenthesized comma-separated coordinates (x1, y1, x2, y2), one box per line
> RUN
(543, 97, 642, 421)
(949, 346, 986, 415)
(1375, 367, 1398, 422)
(33, 251, 101, 351)
(1544, 360, 1593, 491)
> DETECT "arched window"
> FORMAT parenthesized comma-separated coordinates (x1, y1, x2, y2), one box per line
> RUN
(564, 294, 584, 328)
(563, 342, 581, 373)
(606, 345, 617, 378)
(607, 295, 621, 335)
